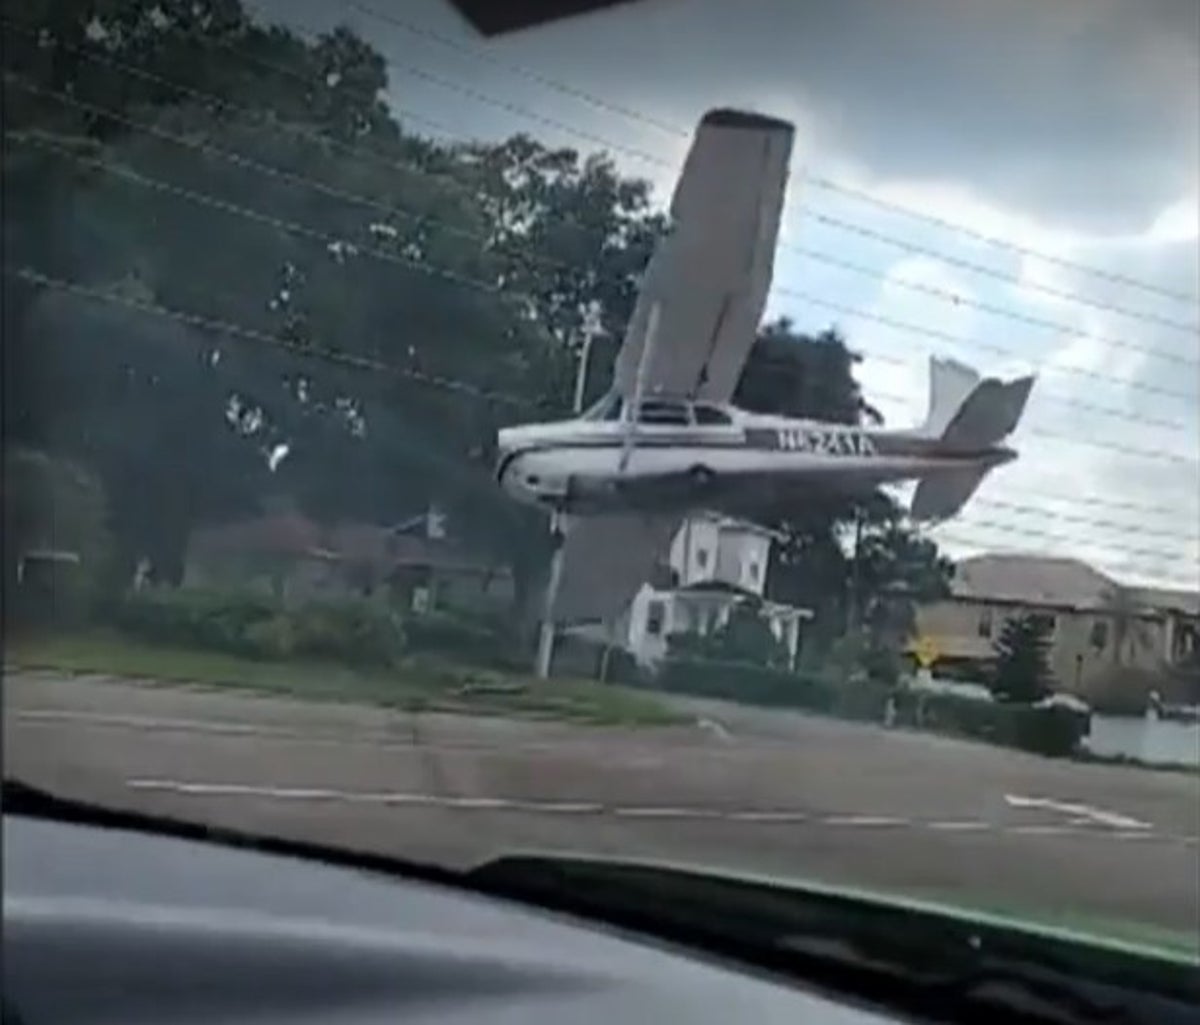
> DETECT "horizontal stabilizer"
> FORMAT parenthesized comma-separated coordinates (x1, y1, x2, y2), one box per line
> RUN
(910, 466, 991, 522)
(940, 376, 1036, 452)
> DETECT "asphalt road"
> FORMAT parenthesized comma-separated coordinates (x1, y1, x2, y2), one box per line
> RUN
(5, 671, 1199, 935)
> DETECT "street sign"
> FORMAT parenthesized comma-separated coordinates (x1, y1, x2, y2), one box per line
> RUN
(913, 635, 939, 668)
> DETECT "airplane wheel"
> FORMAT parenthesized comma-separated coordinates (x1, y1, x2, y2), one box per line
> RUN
(689, 464, 716, 488)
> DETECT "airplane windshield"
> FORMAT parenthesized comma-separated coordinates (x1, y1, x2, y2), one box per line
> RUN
(581, 393, 624, 421)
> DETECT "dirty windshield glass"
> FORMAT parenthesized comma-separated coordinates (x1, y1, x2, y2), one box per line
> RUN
(3, 0, 1198, 959)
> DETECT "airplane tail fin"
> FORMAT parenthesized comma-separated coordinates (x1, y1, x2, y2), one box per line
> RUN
(911, 356, 1036, 521)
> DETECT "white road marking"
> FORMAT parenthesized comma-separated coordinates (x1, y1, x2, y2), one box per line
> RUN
(612, 806, 721, 819)
(121, 781, 1178, 844)
(695, 717, 732, 741)
(17, 709, 293, 736)
(1009, 825, 1078, 836)
(926, 821, 991, 832)
(1004, 793, 1152, 831)
(727, 811, 808, 823)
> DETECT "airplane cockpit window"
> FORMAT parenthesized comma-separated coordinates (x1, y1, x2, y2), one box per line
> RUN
(693, 404, 733, 426)
(581, 393, 624, 421)
(637, 400, 690, 425)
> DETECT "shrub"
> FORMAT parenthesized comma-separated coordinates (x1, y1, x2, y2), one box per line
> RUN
(893, 689, 1087, 757)
(658, 657, 837, 710)
(405, 610, 519, 669)
(113, 587, 406, 667)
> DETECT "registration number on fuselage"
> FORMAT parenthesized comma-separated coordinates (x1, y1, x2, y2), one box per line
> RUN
(775, 427, 877, 457)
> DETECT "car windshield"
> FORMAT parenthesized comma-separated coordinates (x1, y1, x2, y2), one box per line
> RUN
(4, 0, 1198, 964)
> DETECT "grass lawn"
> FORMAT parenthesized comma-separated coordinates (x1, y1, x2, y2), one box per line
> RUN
(5, 631, 685, 728)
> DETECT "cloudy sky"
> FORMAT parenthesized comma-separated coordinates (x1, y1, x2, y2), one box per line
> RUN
(256, 0, 1199, 588)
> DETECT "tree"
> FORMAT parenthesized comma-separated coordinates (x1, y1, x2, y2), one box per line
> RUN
(991, 614, 1055, 703)
(734, 319, 949, 660)
(2, 446, 113, 622)
(667, 602, 789, 668)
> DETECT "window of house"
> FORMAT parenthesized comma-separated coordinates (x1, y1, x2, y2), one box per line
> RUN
(1029, 612, 1057, 635)
(695, 547, 709, 570)
(747, 560, 760, 583)
(1090, 620, 1108, 651)
(693, 404, 732, 426)
(646, 600, 665, 636)
(977, 609, 993, 638)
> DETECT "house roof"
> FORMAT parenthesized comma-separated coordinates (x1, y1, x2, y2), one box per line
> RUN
(949, 553, 1199, 617)
(188, 513, 507, 577)
(1127, 585, 1200, 617)
(950, 553, 1118, 611)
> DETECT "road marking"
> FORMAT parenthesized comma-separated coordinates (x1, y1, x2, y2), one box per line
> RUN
(820, 815, 907, 827)
(612, 806, 721, 819)
(727, 811, 809, 823)
(123, 779, 1180, 846)
(695, 717, 733, 741)
(1009, 825, 1078, 836)
(926, 821, 991, 832)
(1004, 793, 1152, 831)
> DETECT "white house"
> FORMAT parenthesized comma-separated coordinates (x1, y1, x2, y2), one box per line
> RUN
(624, 512, 812, 668)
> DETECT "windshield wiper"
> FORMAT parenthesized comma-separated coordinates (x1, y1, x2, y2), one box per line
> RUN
(467, 855, 1199, 1025)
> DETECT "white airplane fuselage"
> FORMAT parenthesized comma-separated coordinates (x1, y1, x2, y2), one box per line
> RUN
(495, 402, 1014, 516)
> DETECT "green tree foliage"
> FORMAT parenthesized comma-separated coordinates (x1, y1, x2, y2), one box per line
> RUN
(4, 1, 949, 648)
(991, 613, 1055, 703)
(667, 603, 790, 668)
(735, 320, 951, 655)
(3, 446, 113, 622)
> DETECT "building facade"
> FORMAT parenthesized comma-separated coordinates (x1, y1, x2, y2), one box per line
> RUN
(915, 554, 1199, 703)
(624, 512, 811, 667)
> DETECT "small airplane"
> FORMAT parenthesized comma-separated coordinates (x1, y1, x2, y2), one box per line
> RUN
(494, 108, 1035, 626)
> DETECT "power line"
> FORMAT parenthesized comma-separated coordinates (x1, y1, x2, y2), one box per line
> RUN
(972, 497, 1198, 544)
(8, 267, 530, 408)
(786, 245, 1198, 366)
(10, 95, 1197, 474)
(13, 263, 1194, 550)
(12, 70, 1194, 443)
(803, 211, 1200, 335)
(336, 1, 1198, 308)
(803, 175, 1199, 307)
(789, 288, 1198, 404)
(26, 16, 1194, 385)
(933, 517, 1187, 570)
(343, 1, 687, 137)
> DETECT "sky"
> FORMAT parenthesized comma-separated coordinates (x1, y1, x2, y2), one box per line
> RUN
(253, 0, 1199, 589)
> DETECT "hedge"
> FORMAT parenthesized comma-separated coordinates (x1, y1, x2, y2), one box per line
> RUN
(114, 587, 406, 668)
(655, 657, 1088, 757)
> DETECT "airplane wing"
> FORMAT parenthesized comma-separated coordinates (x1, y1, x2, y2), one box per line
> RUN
(553, 513, 682, 623)
(612, 108, 795, 404)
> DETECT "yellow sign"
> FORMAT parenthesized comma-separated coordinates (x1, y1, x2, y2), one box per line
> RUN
(913, 635, 939, 668)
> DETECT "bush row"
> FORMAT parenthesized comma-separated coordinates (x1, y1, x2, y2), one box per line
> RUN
(655, 657, 1088, 758)
(113, 587, 527, 671)
(114, 587, 408, 667)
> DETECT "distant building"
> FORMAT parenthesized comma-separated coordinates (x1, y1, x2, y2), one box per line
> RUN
(623, 512, 812, 668)
(914, 553, 1199, 703)
(182, 506, 513, 613)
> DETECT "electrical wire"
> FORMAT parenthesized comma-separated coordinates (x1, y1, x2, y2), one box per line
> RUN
(8, 68, 1196, 429)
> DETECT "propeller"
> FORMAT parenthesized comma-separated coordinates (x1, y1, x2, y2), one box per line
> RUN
(618, 301, 661, 475)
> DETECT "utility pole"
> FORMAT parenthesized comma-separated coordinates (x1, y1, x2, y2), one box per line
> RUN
(847, 508, 864, 635)
(534, 332, 601, 679)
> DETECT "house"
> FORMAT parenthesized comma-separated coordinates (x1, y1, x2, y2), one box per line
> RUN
(623, 512, 812, 668)
(914, 553, 1199, 702)
(182, 506, 513, 613)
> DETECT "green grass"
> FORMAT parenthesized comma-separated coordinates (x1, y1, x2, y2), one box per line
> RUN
(5, 631, 685, 727)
